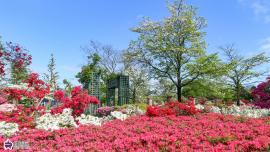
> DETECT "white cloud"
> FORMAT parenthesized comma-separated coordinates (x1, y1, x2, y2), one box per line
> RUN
(252, 1, 268, 15)
(238, 0, 270, 23)
(260, 37, 270, 51)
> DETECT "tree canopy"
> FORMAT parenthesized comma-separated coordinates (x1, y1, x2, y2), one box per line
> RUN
(125, 0, 224, 101)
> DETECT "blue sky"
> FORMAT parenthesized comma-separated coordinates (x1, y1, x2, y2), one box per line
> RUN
(0, 0, 270, 85)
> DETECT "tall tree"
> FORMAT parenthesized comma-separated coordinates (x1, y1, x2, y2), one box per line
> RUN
(182, 79, 234, 101)
(82, 40, 121, 77)
(123, 60, 150, 103)
(44, 54, 59, 91)
(10, 64, 28, 84)
(78, 41, 122, 103)
(6, 42, 32, 84)
(125, 0, 223, 101)
(63, 79, 73, 97)
(221, 45, 270, 105)
(76, 53, 101, 89)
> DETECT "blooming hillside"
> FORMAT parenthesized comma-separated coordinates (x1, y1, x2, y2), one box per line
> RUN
(1, 113, 270, 151)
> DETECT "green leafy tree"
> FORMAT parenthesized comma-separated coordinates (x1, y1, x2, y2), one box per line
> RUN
(150, 78, 177, 103)
(44, 54, 59, 91)
(78, 41, 123, 103)
(221, 44, 270, 105)
(125, 0, 223, 101)
(182, 79, 234, 101)
(63, 79, 73, 97)
(123, 60, 150, 103)
(76, 53, 101, 89)
(10, 64, 28, 84)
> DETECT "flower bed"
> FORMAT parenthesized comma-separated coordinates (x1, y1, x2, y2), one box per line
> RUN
(146, 101, 200, 117)
(196, 104, 270, 118)
(1, 113, 270, 151)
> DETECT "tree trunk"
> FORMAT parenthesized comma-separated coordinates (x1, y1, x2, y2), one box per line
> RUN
(236, 83, 240, 106)
(176, 72, 182, 102)
(177, 86, 182, 102)
(132, 87, 136, 104)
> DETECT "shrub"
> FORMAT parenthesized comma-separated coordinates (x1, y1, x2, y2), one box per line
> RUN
(252, 77, 270, 108)
(146, 101, 200, 117)
(96, 106, 114, 117)
(51, 86, 99, 117)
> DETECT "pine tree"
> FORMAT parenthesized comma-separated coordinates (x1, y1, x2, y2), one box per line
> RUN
(44, 54, 59, 91)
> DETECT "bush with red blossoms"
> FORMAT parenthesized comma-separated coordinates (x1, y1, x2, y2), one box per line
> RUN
(53, 90, 65, 101)
(0, 105, 45, 129)
(0, 42, 32, 77)
(3, 73, 50, 106)
(1, 113, 270, 151)
(51, 86, 100, 117)
(0, 91, 7, 104)
(96, 106, 114, 117)
(146, 101, 200, 117)
(252, 77, 270, 108)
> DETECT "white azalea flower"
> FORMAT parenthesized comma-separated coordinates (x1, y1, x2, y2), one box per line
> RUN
(36, 108, 77, 131)
(76, 114, 102, 126)
(122, 105, 146, 115)
(0, 121, 19, 137)
(209, 106, 221, 113)
(195, 104, 204, 110)
(111, 111, 128, 121)
(198, 104, 270, 118)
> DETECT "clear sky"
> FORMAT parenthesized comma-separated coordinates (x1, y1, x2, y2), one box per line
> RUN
(0, 0, 270, 85)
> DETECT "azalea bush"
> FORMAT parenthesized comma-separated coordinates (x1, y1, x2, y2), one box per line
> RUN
(36, 108, 77, 131)
(0, 121, 19, 137)
(51, 86, 100, 117)
(76, 114, 103, 126)
(197, 103, 270, 118)
(3, 73, 50, 107)
(146, 101, 200, 117)
(0, 105, 45, 129)
(0, 42, 32, 81)
(96, 106, 114, 117)
(252, 77, 270, 108)
(0, 92, 7, 104)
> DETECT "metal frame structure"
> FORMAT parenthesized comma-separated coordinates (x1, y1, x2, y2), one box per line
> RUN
(107, 75, 129, 106)
(85, 72, 101, 115)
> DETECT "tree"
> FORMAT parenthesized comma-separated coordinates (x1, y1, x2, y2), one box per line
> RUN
(123, 60, 150, 103)
(182, 79, 234, 101)
(44, 54, 59, 91)
(125, 0, 223, 101)
(152, 78, 177, 102)
(4, 42, 32, 84)
(76, 53, 101, 89)
(82, 40, 121, 77)
(63, 79, 73, 97)
(221, 44, 270, 105)
(78, 41, 122, 103)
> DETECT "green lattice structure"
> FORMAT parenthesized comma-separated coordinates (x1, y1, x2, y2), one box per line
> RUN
(85, 72, 101, 115)
(107, 75, 129, 106)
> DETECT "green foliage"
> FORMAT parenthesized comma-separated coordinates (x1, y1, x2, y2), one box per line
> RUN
(63, 79, 73, 96)
(11, 64, 28, 84)
(221, 45, 270, 105)
(125, 0, 225, 101)
(122, 57, 150, 103)
(182, 79, 234, 101)
(116, 103, 148, 111)
(44, 54, 59, 91)
(76, 53, 102, 89)
(208, 135, 235, 145)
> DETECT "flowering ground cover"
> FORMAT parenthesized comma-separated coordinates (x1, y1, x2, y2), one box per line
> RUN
(1, 113, 270, 151)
